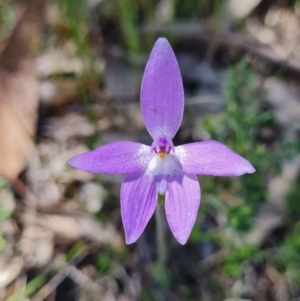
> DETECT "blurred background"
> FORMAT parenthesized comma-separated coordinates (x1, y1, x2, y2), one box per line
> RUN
(0, 0, 300, 300)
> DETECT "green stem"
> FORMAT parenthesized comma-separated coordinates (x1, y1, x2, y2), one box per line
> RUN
(155, 200, 167, 269)
(153, 197, 171, 289)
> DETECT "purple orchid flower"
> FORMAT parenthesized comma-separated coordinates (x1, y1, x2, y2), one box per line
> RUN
(68, 38, 255, 245)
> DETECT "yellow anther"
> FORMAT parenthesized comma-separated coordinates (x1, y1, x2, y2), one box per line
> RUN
(158, 152, 167, 159)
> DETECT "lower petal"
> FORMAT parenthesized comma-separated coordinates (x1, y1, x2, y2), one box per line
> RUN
(121, 171, 157, 244)
(165, 174, 201, 244)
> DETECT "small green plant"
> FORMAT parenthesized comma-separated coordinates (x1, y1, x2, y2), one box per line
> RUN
(0, 179, 12, 252)
(285, 172, 300, 220)
(273, 222, 300, 287)
(96, 251, 111, 273)
(57, 0, 90, 55)
(5, 275, 47, 301)
(174, 0, 224, 19)
(202, 58, 300, 231)
(200, 58, 300, 280)
(118, 0, 140, 53)
(0, 1, 15, 39)
(113, 0, 158, 53)
(223, 244, 259, 277)
(0, 181, 11, 222)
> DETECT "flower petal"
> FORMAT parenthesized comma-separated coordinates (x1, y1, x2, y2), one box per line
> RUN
(68, 142, 152, 174)
(165, 174, 200, 244)
(121, 172, 157, 244)
(141, 37, 184, 140)
(175, 141, 255, 176)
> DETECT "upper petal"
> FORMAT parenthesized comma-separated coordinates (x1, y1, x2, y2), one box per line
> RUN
(141, 37, 184, 140)
(175, 141, 255, 176)
(165, 174, 201, 245)
(68, 142, 152, 174)
(121, 172, 157, 244)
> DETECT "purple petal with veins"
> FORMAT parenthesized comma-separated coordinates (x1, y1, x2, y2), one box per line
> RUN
(165, 174, 201, 245)
(141, 38, 184, 140)
(68, 142, 152, 174)
(121, 171, 157, 244)
(175, 140, 255, 176)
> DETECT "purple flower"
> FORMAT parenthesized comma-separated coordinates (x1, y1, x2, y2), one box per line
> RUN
(68, 38, 255, 245)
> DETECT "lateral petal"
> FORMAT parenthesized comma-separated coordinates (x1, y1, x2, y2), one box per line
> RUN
(121, 172, 157, 244)
(68, 142, 152, 174)
(141, 37, 184, 140)
(175, 141, 255, 176)
(165, 174, 200, 244)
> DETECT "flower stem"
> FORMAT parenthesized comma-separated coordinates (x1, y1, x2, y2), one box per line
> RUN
(156, 200, 167, 269)
(154, 197, 170, 288)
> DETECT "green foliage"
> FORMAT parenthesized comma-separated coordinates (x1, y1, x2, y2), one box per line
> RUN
(5, 275, 47, 301)
(0, 177, 6, 189)
(107, 0, 226, 53)
(292, 0, 300, 6)
(0, 179, 11, 252)
(201, 58, 299, 231)
(96, 251, 111, 273)
(174, 0, 224, 19)
(0, 1, 15, 39)
(57, 0, 89, 54)
(65, 241, 87, 262)
(0, 207, 11, 221)
(273, 223, 300, 286)
(223, 244, 259, 277)
(110, 0, 158, 53)
(56, 0, 100, 149)
(56, 0, 98, 76)
(200, 58, 300, 281)
(189, 219, 220, 244)
(286, 173, 300, 219)
(118, 0, 140, 53)
(227, 205, 252, 231)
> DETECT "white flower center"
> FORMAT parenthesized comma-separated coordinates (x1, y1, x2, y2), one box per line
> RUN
(148, 154, 178, 176)
(147, 154, 181, 194)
